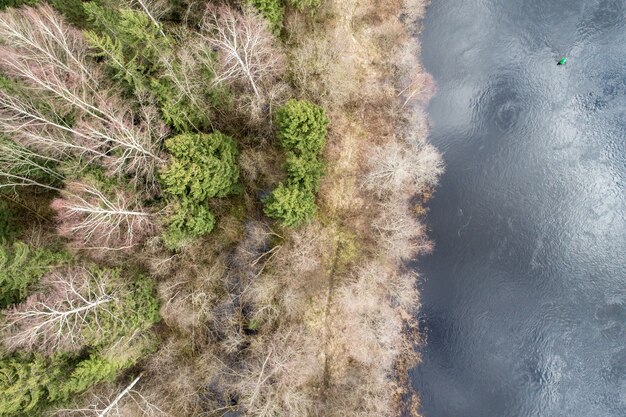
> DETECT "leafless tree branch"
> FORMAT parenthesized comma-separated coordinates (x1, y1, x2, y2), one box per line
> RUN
(2, 267, 117, 354)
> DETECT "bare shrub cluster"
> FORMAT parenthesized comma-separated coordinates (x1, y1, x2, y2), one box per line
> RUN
(285, 2, 365, 111)
(364, 141, 443, 198)
(229, 329, 324, 417)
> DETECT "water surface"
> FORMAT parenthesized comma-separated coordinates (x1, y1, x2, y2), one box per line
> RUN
(413, 1, 626, 416)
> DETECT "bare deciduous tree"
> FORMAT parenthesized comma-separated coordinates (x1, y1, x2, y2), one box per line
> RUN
(0, 5, 167, 185)
(201, 5, 285, 99)
(363, 141, 444, 197)
(51, 182, 155, 251)
(0, 91, 107, 161)
(2, 267, 116, 354)
(268, 223, 329, 278)
(372, 201, 433, 260)
(0, 5, 94, 84)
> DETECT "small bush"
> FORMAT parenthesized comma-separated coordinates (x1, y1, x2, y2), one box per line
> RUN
(161, 132, 240, 201)
(263, 183, 316, 227)
(274, 99, 329, 155)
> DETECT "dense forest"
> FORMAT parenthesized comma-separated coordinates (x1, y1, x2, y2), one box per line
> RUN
(0, 0, 442, 416)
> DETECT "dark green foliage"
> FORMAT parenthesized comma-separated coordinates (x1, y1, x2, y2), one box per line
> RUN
(246, 0, 284, 34)
(0, 242, 65, 309)
(0, 266, 159, 416)
(160, 132, 238, 246)
(0, 354, 68, 417)
(83, 3, 220, 132)
(0, 75, 17, 93)
(274, 99, 329, 156)
(163, 201, 216, 249)
(263, 183, 316, 227)
(84, 3, 171, 93)
(162, 132, 240, 201)
(0, 0, 38, 9)
(286, 0, 322, 11)
(285, 152, 325, 191)
(150, 69, 224, 133)
(0, 351, 141, 416)
(0, 201, 14, 242)
(151, 77, 209, 133)
(50, 0, 89, 28)
(60, 354, 127, 397)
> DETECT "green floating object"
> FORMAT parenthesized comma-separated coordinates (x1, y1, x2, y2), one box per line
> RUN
(557, 57, 567, 65)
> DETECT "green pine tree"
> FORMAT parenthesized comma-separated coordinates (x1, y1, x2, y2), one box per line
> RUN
(274, 99, 329, 156)
(0, 242, 66, 309)
(161, 132, 240, 201)
(263, 183, 316, 226)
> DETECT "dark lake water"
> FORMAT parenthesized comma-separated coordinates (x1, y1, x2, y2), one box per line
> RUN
(412, 1, 626, 416)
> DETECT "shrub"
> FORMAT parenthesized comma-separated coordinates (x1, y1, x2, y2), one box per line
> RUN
(285, 152, 325, 191)
(0, 242, 65, 309)
(274, 99, 329, 155)
(263, 183, 316, 227)
(245, 0, 284, 34)
(161, 132, 240, 201)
